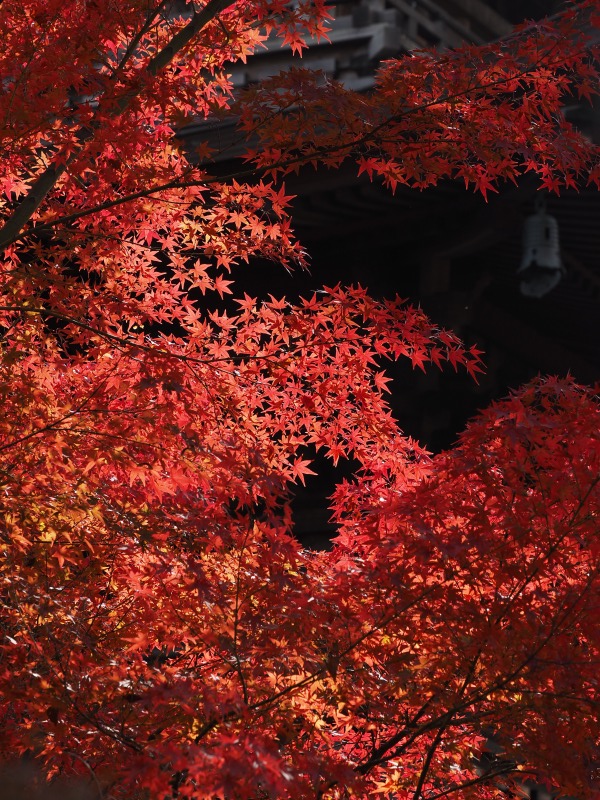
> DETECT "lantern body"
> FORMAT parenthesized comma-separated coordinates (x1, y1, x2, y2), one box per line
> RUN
(518, 204, 563, 298)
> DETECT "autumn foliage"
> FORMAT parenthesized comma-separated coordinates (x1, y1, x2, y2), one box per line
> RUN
(0, 0, 599, 798)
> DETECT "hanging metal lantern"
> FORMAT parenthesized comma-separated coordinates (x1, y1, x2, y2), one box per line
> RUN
(517, 194, 563, 298)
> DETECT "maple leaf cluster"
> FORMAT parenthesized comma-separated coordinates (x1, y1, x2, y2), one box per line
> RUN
(240, 7, 600, 196)
(0, 0, 599, 798)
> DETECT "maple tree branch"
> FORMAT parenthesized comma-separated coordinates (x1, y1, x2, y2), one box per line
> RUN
(412, 724, 448, 800)
(110, 0, 173, 82)
(0, 0, 237, 252)
(254, 589, 440, 712)
(17, 173, 199, 240)
(354, 692, 440, 776)
(353, 568, 597, 789)
(69, 700, 145, 753)
(518, 687, 600, 707)
(232, 526, 252, 705)
(412, 655, 483, 800)
(192, 586, 439, 745)
(0, 376, 110, 455)
(147, 0, 236, 77)
(0, 304, 140, 348)
(356, 647, 483, 778)
(425, 764, 524, 800)
(6, 579, 144, 756)
(469, 566, 599, 709)
(0, 304, 249, 372)
(489, 472, 600, 634)
(345, 39, 569, 148)
(64, 751, 104, 800)
(0, 304, 419, 392)
(8, 29, 593, 247)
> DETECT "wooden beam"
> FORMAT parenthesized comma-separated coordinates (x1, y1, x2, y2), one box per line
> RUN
(389, 0, 484, 44)
(436, 0, 512, 38)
